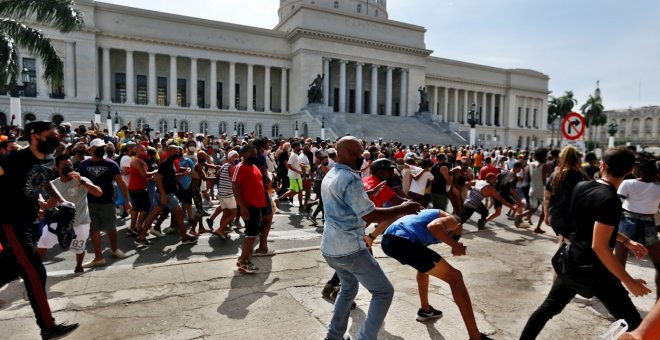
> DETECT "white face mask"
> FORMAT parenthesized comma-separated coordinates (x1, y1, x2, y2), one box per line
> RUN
(188, 146, 196, 152)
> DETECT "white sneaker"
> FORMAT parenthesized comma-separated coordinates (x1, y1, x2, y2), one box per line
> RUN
(149, 229, 164, 237)
(517, 222, 531, 229)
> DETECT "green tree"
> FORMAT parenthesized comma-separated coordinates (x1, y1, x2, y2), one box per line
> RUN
(580, 93, 605, 144)
(0, 0, 84, 93)
(547, 90, 578, 146)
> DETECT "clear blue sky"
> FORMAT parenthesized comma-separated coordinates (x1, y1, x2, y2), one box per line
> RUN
(101, 0, 660, 110)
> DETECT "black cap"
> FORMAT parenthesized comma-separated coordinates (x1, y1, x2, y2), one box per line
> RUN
(18, 121, 57, 141)
(370, 158, 396, 173)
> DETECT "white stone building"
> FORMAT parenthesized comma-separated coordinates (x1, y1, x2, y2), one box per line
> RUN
(0, 0, 550, 147)
(597, 106, 660, 147)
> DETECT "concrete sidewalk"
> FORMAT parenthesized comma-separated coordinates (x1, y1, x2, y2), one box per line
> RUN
(0, 228, 656, 340)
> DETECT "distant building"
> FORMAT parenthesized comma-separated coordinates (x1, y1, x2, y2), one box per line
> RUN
(0, 0, 550, 147)
(597, 106, 660, 147)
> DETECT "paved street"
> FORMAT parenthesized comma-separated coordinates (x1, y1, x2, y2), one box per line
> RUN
(0, 204, 657, 339)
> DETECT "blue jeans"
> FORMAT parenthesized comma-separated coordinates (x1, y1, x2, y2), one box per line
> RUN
(323, 249, 394, 340)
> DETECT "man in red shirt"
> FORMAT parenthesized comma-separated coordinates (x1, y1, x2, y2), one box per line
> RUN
(478, 157, 499, 180)
(232, 143, 267, 273)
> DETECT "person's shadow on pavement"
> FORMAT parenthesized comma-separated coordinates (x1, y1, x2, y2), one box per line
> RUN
(216, 256, 279, 319)
(348, 307, 405, 340)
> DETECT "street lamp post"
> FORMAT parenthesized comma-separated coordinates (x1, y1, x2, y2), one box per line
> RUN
(94, 96, 101, 124)
(321, 118, 325, 140)
(114, 112, 120, 135)
(174, 118, 178, 133)
(8, 68, 32, 128)
(607, 122, 618, 148)
(295, 120, 299, 138)
(106, 105, 113, 136)
(233, 121, 237, 136)
(467, 103, 480, 147)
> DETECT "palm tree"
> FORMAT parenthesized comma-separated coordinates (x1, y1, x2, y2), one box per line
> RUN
(0, 0, 84, 94)
(547, 91, 578, 146)
(580, 93, 605, 145)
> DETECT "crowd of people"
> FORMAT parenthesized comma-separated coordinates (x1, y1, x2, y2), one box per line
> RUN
(0, 120, 658, 340)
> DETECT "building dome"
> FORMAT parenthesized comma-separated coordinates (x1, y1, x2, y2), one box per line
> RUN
(278, 0, 388, 22)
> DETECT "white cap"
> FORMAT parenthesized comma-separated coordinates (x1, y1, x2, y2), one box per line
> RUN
(88, 138, 106, 148)
(327, 148, 337, 154)
(228, 150, 239, 159)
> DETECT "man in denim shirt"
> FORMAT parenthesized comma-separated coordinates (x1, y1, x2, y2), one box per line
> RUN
(321, 136, 421, 340)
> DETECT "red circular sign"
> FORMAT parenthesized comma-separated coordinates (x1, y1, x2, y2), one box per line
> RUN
(561, 112, 586, 141)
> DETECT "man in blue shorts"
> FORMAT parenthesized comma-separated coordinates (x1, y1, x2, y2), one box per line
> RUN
(381, 209, 492, 340)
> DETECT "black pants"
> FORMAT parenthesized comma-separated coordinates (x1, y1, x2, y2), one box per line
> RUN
(520, 274, 642, 339)
(460, 203, 488, 223)
(0, 223, 55, 331)
(276, 174, 289, 197)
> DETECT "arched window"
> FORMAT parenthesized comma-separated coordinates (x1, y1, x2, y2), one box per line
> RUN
(271, 124, 279, 138)
(199, 121, 208, 134)
(159, 119, 168, 133)
(237, 122, 245, 136)
(219, 121, 227, 135)
(135, 118, 147, 130)
(631, 118, 640, 139)
(333, 1, 339, 9)
(255, 123, 263, 137)
(375, 9, 379, 17)
(643, 117, 652, 138)
(302, 122, 309, 137)
(357, 4, 361, 13)
(0, 112, 6, 128)
(619, 119, 626, 138)
(179, 120, 189, 133)
(24, 113, 36, 123)
(52, 114, 64, 126)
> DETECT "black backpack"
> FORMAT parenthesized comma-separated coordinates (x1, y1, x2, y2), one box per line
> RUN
(44, 203, 77, 250)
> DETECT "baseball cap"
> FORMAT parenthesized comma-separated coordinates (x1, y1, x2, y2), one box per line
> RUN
(327, 148, 337, 155)
(370, 158, 396, 173)
(18, 121, 57, 141)
(88, 138, 106, 148)
(405, 152, 418, 160)
(228, 150, 239, 159)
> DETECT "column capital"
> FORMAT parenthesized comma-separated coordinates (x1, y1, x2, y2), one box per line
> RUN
(264, 65, 271, 70)
(124, 49, 134, 54)
(399, 68, 408, 73)
(148, 52, 156, 57)
(339, 59, 349, 64)
(322, 57, 332, 62)
(247, 63, 254, 67)
(190, 57, 198, 62)
(355, 62, 365, 67)
(371, 64, 379, 69)
(170, 54, 178, 59)
(386, 66, 395, 71)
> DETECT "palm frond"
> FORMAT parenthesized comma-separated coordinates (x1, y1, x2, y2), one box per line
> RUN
(0, 33, 20, 86)
(0, 0, 84, 33)
(0, 18, 63, 86)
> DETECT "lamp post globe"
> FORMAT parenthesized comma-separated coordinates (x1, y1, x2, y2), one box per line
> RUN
(607, 122, 618, 148)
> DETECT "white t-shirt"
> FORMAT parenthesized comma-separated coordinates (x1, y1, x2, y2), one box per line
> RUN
(287, 152, 301, 179)
(298, 153, 310, 174)
(120, 155, 132, 185)
(409, 169, 433, 195)
(328, 158, 335, 170)
(618, 179, 660, 215)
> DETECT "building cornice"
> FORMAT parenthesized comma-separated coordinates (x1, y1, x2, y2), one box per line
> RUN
(292, 48, 425, 71)
(427, 56, 549, 80)
(286, 28, 432, 57)
(425, 74, 507, 91)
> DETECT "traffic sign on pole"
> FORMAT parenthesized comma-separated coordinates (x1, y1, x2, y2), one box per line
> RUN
(561, 112, 586, 141)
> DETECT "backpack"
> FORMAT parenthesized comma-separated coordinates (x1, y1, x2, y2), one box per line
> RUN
(44, 203, 77, 250)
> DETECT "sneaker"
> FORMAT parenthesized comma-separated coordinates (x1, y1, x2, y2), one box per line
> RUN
(109, 248, 127, 259)
(149, 229, 164, 238)
(416, 306, 443, 322)
(201, 210, 210, 217)
(253, 249, 275, 257)
(41, 322, 79, 340)
(237, 260, 258, 273)
(126, 228, 139, 237)
(205, 218, 214, 230)
(517, 222, 531, 229)
(162, 227, 177, 234)
(134, 239, 152, 247)
(514, 215, 522, 227)
(477, 219, 486, 230)
(181, 235, 199, 245)
(321, 283, 336, 298)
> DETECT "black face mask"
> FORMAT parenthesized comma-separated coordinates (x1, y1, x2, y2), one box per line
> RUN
(322, 162, 329, 166)
(61, 165, 74, 177)
(245, 156, 258, 165)
(107, 150, 115, 157)
(76, 149, 87, 156)
(354, 157, 364, 171)
(37, 136, 60, 154)
(170, 153, 182, 160)
(198, 158, 206, 164)
(94, 147, 106, 158)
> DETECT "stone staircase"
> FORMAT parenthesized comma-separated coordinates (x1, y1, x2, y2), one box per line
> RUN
(300, 104, 464, 145)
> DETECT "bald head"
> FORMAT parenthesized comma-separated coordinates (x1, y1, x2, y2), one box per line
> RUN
(336, 136, 363, 170)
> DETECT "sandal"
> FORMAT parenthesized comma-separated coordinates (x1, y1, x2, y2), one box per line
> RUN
(212, 232, 229, 240)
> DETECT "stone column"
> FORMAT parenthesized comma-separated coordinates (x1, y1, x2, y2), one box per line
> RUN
(489, 93, 495, 126)
(322, 58, 330, 106)
(64, 42, 76, 98)
(385, 66, 393, 116)
(399, 68, 407, 116)
(169, 55, 177, 107)
(499, 95, 504, 126)
(453, 88, 458, 122)
(102, 47, 111, 103)
(523, 97, 528, 127)
(339, 60, 347, 112)
(125, 50, 135, 105)
(432, 86, 438, 115)
(264, 66, 271, 112)
(280, 68, 287, 113)
(443, 87, 449, 123)
(209, 60, 217, 109)
(480, 91, 486, 125)
(246, 64, 254, 111)
(148, 53, 156, 106)
(228, 62, 236, 110)
(370, 64, 379, 115)
(355, 63, 363, 114)
(190, 58, 198, 108)
(463, 90, 469, 124)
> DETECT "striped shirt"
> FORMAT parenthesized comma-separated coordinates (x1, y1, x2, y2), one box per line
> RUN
(217, 163, 235, 198)
(464, 180, 489, 209)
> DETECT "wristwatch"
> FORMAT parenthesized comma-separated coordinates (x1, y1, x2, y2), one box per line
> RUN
(368, 233, 376, 240)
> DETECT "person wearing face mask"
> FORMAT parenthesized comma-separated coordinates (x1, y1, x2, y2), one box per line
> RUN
(320, 136, 422, 340)
(0, 138, 19, 158)
(188, 151, 216, 236)
(0, 121, 80, 339)
(77, 138, 131, 268)
(308, 151, 330, 225)
(206, 150, 239, 239)
(70, 142, 88, 171)
(275, 141, 304, 211)
(126, 145, 157, 246)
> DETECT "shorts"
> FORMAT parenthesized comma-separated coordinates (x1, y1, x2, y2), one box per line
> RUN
(177, 188, 193, 205)
(262, 191, 273, 217)
(129, 189, 151, 212)
(381, 234, 442, 273)
(154, 192, 182, 211)
(217, 196, 237, 210)
(618, 212, 659, 246)
(244, 206, 263, 237)
(493, 193, 515, 209)
(408, 192, 428, 207)
(38, 223, 90, 255)
(89, 203, 117, 233)
(289, 177, 303, 193)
